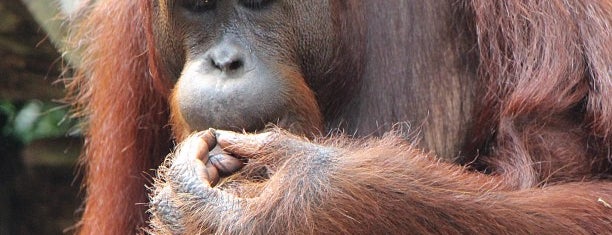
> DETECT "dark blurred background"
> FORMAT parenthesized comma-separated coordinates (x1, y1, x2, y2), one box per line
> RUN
(0, 1, 83, 234)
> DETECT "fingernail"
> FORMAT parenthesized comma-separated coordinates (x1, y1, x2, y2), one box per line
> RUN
(198, 130, 217, 151)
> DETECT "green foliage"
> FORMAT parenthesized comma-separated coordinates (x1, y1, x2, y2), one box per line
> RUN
(0, 99, 79, 144)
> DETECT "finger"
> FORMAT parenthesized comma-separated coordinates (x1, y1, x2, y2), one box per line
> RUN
(173, 134, 209, 165)
(150, 185, 183, 233)
(204, 161, 220, 186)
(195, 129, 217, 161)
(209, 153, 245, 176)
(171, 129, 219, 187)
(201, 128, 218, 150)
(190, 156, 220, 187)
(215, 130, 274, 158)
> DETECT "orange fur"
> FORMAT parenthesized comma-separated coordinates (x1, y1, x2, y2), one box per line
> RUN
(67, 2, 171, 234)
(169, 87, 191, 141)
(149, 130, 612, 234)
(466, 0, 612, 188)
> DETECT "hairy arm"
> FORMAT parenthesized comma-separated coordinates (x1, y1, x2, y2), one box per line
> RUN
(149, 129, 612, 234)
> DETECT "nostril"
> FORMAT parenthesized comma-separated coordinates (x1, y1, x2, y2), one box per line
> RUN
(228, 60, 243, 71)
(206, 41, 248, 74)
(208, 54, 244, 73)
(211, 58, 222, 70)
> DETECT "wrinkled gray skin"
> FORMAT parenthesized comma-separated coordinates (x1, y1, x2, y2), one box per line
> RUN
(151, 128, 345, 234)
(154, 0, 359, 133)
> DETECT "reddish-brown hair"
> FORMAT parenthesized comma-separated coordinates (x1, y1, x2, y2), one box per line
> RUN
(467, 0, 612, 188)
(67, 1, 171, 234)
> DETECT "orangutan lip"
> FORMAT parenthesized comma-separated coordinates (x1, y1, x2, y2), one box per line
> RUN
(192, 115, 282, 134)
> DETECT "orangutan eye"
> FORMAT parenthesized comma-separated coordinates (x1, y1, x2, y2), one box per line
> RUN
(239, 0, 273, 9)
(182, 0, 216, 13)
